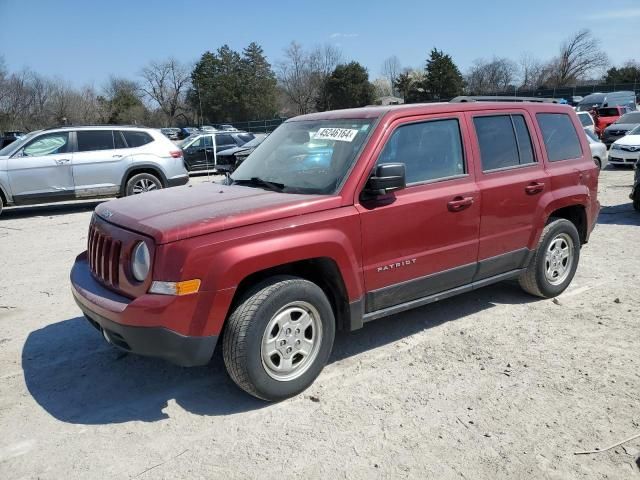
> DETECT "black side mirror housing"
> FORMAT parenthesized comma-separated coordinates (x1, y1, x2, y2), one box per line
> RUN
(364, 163, 406, 197)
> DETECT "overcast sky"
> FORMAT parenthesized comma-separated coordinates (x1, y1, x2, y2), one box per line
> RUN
(1, 0, 638, 87)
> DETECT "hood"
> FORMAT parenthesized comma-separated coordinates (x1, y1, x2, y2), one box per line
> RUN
(94, 183, 335, 244)
(613, 134, 640, 146)
(605, 123, 638, 132)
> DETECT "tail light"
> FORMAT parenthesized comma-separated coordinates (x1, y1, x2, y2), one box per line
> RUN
(170, 150, 183, 158)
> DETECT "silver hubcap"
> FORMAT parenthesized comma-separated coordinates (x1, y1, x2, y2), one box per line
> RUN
(544, 233, 574, 285)
(132, 178, 158, 194)
(261, 301, 322, 382)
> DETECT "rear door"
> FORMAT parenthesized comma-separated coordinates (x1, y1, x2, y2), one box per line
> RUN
(71, 130, 121, 197)
(466, 110, 549, 279)
(357, 113, 480, 313)
(7, 131, 74, 203)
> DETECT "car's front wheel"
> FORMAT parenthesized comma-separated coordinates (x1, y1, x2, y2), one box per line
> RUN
(125, 173, 162, 196)
(519, 218, 580, 298)
(223, 276, 335, 401)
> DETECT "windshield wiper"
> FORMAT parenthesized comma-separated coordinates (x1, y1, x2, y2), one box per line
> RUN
(232, 177, 285, 192)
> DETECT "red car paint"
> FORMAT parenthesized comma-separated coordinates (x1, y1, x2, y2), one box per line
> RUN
(594, 106, 627, 136)
(71, 101, 599, 364)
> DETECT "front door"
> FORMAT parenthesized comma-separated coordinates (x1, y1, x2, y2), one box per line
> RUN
(357, 114, 481, 313)
(7, 131, 74, 204)
(183, 135, 214, 170)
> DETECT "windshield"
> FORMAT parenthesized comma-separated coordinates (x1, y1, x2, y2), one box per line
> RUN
(231, 119, 374, 194)
(628, 125, 640, 135)
(617, 112, 640, 124)
(0, 131, 40, 156)
(241, 137, 265, 148)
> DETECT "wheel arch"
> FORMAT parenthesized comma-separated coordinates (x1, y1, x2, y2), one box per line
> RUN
(120, 164, 168, 195)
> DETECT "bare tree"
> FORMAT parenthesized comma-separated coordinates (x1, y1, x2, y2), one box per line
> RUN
(277, 42, 342, 115)
(546, 29, 608, 87)
(372, 77, 392, 99)
(381, 55, 401, 95)
(140, 58, 191, 125)
(519, 53, 551, 90)
(466, 57, 518, 94)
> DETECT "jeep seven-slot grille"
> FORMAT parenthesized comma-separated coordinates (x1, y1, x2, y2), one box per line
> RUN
(88, 224, 121, 287)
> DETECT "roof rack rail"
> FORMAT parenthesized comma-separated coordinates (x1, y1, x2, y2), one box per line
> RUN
(42, 124, 148, 131)
(450, 96, 560, 104)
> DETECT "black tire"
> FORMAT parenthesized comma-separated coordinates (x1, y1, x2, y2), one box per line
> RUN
(518, 218, 581, 298)
(223, 275, 335, 401)
(593, 157, 601, 170)
(125, 173, 162, 196)
(0, 194, 3, 217)
(633, 190, 640, 212)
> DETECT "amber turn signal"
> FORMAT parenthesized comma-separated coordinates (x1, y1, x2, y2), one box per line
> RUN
(149, 279, 201, 296)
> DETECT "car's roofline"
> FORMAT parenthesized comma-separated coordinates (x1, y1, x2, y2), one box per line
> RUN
(288, 101, 575, 122)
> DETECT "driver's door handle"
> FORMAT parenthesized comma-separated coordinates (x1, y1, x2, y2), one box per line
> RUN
(447, 196, 474, 212)
(55, 159, 71, 165)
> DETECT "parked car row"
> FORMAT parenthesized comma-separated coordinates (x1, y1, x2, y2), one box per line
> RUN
(1, 131, 27, 148)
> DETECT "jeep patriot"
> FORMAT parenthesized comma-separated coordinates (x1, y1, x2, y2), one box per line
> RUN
(71, 100, 600, 401)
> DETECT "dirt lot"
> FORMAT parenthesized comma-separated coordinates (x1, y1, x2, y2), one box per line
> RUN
(0, 169, 639, 479)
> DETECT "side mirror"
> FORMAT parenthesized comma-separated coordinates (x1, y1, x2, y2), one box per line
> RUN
(364, 163, 406, 196)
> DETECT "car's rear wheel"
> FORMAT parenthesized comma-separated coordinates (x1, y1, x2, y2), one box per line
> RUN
(125, 173, 162, 196)
(519, 218, 580, 298)
(223, 276, 335, 401)
(593, 157, 601, 170)
(0, 194, 3, 217)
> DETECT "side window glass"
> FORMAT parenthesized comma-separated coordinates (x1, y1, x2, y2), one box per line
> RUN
(536, 113, 582, 161)
(190, 137, 203, 149)
(114, 131, 127, 149)
(122, 131, 153, 148)
(77, 131, 114, 152)
(474, 115, 520, 170)
(512, 115, 535, 164)
(377, 118, 465, 184)
(22, 132, 70, 157)
(204, 136, 213, 148)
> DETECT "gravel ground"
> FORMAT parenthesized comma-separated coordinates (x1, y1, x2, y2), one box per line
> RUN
(0, 169, 639, 479)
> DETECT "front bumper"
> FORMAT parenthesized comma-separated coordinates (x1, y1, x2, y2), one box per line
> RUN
(608, 149, 640, 165)
(71, 253, 217, 367)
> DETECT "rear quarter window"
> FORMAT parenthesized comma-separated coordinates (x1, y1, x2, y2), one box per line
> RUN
(536, 113, 582, 162)
(123, 131, 153, 148)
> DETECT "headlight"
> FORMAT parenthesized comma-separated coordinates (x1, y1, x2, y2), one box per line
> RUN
(611, 144, 621, 150)
(131, 242, 150, 281)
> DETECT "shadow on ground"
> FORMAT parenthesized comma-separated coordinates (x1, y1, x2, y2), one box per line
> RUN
(22, 281, 536, 425)
(597, 203, 640, 226)
(2, 200, 105, 219)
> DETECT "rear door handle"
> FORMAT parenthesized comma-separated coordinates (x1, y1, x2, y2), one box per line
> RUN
(447, 196, 474, 212)
(525, 182, 545, 195)
(112, 154, 123, 158)
(55, 159, 70, 165)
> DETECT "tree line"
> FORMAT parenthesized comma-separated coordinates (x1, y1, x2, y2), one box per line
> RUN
(1, 28, 637, 132)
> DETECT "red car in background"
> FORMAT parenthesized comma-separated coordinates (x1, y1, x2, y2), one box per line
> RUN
(593, 106, 629, 137)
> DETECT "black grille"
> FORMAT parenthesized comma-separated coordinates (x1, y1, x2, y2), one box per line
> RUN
(88, 224, 122, 287)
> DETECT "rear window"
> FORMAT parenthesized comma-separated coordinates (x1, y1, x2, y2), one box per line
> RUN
(578, 113, 593, 127)
(536, 113, 582, 161)
(597, 108, 619, 117)
(123, 131, 153, 148)
(77, 130, 114, 152)
(473, 114, 536, 171)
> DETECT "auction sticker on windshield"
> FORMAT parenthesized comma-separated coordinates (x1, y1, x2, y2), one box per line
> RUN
(314, 128, 358, 142)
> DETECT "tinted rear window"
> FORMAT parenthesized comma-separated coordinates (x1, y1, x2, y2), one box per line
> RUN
(123, 131, 153, 148)
(597, 108, 619, 117)
(474, 114, 535, 170)
(536, 113, 582, 161)
(77, 130, 114, 152)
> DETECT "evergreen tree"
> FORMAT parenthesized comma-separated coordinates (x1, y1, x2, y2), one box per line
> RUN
(241, 42, 278, 119)
(423, 48, 464, 100)
(604, 64, 640, 84)
(324, 62, 374, 110)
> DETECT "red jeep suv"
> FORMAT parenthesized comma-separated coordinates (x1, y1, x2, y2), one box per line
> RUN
(71, 99, 599, 401)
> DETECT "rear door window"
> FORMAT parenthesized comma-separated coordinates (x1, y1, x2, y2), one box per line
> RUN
(114, 131, 127, 149)
(473, 114, 536, 171)
(216, 134, 235, 146)
(77, 130, 114, 152)
(123, 131, 153, 148)
(536, 113, 582, 161)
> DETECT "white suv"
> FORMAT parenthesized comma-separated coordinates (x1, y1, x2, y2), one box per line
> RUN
(0, 126, 189, 215)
